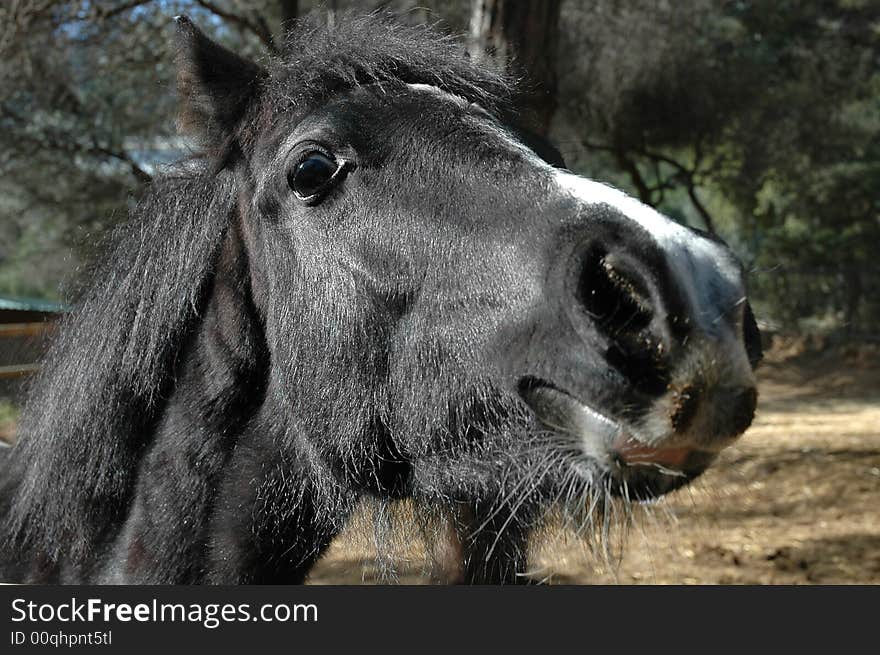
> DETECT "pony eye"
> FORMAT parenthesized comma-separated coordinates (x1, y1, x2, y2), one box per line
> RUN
(288, 151, 340, 200)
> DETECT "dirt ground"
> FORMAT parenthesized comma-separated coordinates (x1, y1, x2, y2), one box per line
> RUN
(308, 337, 880, 584)
(1, 337, 877, 584)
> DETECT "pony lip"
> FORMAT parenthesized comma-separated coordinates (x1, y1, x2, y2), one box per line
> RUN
(611, 435, 691, 468)
(518, 383, 621, 464)
(519, 383, 693, 470)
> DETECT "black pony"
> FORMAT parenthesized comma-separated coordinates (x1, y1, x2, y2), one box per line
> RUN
(0, 13, 761, 584)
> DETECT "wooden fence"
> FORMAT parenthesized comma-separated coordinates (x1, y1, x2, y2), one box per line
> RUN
(0, 319, 57, 443)
(0, 321, 56, 385)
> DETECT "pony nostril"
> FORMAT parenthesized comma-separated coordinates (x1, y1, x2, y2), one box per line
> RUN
(578, 246, 669, 395)
(728, 386, 758, 435)
(578, 247, 654, 333)
(674, 384, 758, 441)
(670, 384, 702, 433)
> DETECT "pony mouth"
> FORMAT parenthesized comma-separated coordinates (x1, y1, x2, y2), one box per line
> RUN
(518, 380, 703, 476)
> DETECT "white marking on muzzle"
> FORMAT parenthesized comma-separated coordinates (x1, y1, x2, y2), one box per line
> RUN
(552, 173, 743, 336)
(409, 82, 745, 336)
(407, 83, 758, 452)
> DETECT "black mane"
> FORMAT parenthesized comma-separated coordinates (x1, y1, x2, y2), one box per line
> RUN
(181, 12, 514, 163)
(269, 13, 512, 114)
(2, 12, 514, 565)
(2, 170, 237, 561)
(1, 11, 761, 585)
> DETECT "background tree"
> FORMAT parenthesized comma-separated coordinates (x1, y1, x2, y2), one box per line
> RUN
(553, 0, 880, 332)
(1, 0, 877, 334)
(468, 0, 561, 136)
(0, 0, 464, 298)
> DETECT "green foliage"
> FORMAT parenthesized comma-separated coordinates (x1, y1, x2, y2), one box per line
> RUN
(1, 0, 877, 333)
(556, 0, 880, 333)
(0, 399, 19, 426)
(0, 0, 468, 301)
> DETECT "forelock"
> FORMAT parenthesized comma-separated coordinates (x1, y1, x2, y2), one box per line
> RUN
(263, 12, 514, 118)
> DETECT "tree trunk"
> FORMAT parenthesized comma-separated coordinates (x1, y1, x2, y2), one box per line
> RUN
(843, 264, 862, 333)
(468, 0, 561, 137)
(279, 0, 298, 33)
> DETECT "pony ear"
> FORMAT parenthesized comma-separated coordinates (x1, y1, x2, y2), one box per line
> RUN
(174, 15, 266, 151)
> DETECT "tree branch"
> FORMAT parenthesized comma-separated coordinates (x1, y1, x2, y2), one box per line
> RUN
(1, 103, 152, 184)
(97, 0, 154, 20)
(581, 139, 718, 233)
(194, 0, 278, 53)
(582, 139, 654, 205)
(92, 145, 152, 184)
(636, 146, 717, 234)
(614, 148, 653, 205)
(685, 184, 716, 234)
